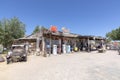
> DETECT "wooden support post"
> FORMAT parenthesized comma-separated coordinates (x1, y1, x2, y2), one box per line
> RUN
(36, 38, 40, 52)
(58, 38, 61, 54)
(42, 37, 45, 56)
(87, 38, 90, 52)
(49, 33, 52, 56)
(36, 38, 40, 56)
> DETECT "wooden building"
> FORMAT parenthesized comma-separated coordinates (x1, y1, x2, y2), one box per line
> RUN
(14, 29, 106, 56)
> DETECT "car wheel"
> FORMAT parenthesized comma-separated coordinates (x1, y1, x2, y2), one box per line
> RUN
(7, 58, 10, 64)
(23, 57, 27, 62)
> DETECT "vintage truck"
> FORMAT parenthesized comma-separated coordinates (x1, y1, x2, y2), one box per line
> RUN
(6, 44, 27, 64)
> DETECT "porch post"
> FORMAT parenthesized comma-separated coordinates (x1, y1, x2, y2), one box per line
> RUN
(87, 37, 90, 52)
(49, 32, 52, 55)
(42, 37, 45, 54)
(36, 38, 40, 52)
(58, 38, 61, 54)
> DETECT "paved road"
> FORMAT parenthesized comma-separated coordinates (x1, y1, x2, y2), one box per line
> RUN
(0, 50, 120, 80)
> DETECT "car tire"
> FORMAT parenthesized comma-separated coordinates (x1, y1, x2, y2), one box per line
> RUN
(7, 58, 10, 64)
(24, 57, 27, 62)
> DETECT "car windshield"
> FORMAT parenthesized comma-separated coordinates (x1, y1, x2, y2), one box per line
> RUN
(12, 46, 24, 52)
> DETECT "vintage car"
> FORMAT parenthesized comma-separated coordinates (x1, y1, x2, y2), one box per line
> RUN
(6, 44, 27, 64)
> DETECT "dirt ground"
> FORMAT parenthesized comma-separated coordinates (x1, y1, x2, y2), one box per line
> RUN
(0, 50, 120, 80)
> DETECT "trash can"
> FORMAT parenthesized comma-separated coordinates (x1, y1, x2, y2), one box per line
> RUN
(53, 45, 57, 55)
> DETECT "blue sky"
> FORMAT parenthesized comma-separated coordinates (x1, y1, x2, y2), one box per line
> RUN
(0, 0, 120, 37)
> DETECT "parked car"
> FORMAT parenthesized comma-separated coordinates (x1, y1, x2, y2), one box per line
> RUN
(6, 44, 27, 64)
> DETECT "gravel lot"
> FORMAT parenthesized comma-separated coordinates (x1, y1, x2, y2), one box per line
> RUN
(0, 50, 120, 80)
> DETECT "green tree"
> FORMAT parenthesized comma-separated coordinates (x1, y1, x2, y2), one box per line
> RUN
(32, 26, 48, 34)
(106, 27, 120, 40)
(0, 17, 26, 48)
(32, 25, 40, 34)
(0, 22, 4, 45)
(9, 17, 25, 39)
